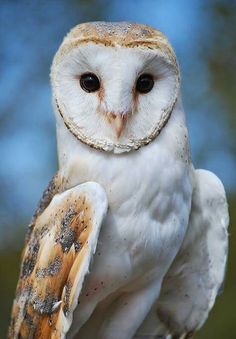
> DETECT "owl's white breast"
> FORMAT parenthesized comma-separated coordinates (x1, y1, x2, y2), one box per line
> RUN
(56, 101, 193, 288)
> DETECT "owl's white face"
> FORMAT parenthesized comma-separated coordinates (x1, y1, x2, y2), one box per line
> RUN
(51, 23, 180, 153)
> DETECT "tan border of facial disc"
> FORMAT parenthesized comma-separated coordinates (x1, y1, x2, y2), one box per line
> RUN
(51, 22, 180, 153)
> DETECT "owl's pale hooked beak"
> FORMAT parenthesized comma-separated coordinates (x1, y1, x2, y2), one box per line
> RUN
(106, 112, 128, 138)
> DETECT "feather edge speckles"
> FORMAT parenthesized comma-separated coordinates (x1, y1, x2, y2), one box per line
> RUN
(20, 239, 40, 279)
(32, 293, 59, 315)
(36, 256, 62, 279)
(25, 173, 64, 243)
(62, 280, 73, 317)
(56, 207, 78, 253)
(8, 189, 94, 338)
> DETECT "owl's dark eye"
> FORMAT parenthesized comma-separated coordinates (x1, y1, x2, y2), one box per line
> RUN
(136, 74, 154, 94)
(80, 73, 100, 93)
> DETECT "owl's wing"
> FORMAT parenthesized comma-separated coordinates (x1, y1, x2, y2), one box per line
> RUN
(25, 172, 64, 245)
(154, 169, 229, 338)
(8, 181, 108, 339)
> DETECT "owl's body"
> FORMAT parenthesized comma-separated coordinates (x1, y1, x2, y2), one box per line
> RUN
(57, 97, 192, 337)
(9, 22, 228, 339)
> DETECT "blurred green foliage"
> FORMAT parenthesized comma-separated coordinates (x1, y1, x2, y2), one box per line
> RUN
(206, 1, 236, 150)
(196, 195, 236, 339)
(0, 228, 24, 336)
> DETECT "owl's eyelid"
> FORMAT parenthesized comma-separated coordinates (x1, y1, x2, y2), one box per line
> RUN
(137, 73, 159, 82)
(135, 73, 158, 84)
(78, 71, 100, 80)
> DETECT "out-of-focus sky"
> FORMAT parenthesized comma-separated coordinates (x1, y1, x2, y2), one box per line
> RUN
(0, 0, 235, 245)
(0, 1, 236, 338)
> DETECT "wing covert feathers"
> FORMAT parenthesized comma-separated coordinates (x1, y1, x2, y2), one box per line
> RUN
(8, 182, 108, 339)
(156, 169, 229, 337)
(25, 173, 64, 244)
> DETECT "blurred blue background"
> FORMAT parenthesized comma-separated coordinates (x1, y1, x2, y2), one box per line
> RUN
(0, 0, 235, 337)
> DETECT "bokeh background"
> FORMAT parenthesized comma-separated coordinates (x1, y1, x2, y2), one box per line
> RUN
(0, 0, 235, 337)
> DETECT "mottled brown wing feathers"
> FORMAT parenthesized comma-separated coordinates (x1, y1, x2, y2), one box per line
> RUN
(9, 182, 108, 339)
(25, 173, 64, 244)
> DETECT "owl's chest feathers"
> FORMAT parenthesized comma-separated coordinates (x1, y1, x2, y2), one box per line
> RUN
(59, 134, 193, 274)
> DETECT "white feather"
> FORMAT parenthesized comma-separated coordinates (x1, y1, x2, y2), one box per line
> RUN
(137, 169, 229, 337)
(50, 23, 228, 338)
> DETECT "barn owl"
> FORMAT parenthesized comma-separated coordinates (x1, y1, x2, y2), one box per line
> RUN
(9, 22, 228, 339)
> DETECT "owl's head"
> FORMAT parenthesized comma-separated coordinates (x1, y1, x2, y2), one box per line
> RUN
(51, 22, 180, 153)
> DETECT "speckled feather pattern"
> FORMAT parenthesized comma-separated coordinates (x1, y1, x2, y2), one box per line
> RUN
(9, 21, 228, 339)
(8, 183, 108, 338)
(55, 22, 177, 65)
(25, 173, 63, 243)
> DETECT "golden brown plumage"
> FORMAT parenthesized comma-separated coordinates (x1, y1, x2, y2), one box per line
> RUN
(8, 180, 107, 338)
(54, 21, 177, 63)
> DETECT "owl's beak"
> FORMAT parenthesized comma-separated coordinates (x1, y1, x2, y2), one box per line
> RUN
(106, 112, 128, 138)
